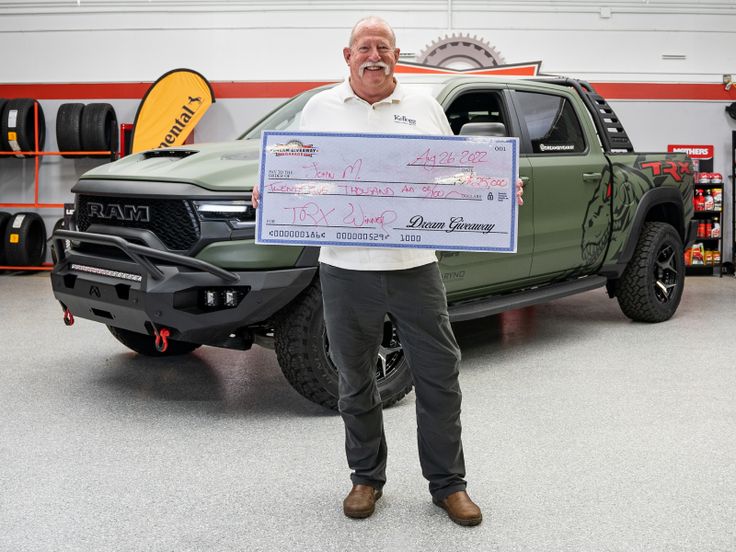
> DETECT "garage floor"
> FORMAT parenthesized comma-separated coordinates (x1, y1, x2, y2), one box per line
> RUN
(1, 273, 735, 552)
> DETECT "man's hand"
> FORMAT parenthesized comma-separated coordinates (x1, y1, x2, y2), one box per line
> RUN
(517, 178, 524, 206)
(251, 186, 260, 208)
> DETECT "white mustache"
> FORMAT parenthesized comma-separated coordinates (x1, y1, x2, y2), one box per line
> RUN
(358, 61, 390, 77)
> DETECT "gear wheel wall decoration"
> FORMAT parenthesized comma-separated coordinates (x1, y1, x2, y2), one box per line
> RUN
(416, 34, 506, 70)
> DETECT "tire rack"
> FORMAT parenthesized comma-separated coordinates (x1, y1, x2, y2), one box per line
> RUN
(0, 100, 115, 271)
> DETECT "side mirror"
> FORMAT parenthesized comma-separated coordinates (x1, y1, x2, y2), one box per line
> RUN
(459, 122, 507, 137)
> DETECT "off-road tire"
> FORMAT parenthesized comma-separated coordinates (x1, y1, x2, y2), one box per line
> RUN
(273, 278, 413, 411)
(107, 326, 201, 356)
(615, 221, 684, 323)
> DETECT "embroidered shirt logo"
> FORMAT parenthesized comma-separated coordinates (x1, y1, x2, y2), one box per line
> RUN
(394, 115, 417, 126)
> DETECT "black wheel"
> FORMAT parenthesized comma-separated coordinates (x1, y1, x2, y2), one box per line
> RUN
(56, 103, 85, 158)
(3, 212, 47, 266)
(107, 326, 201, 356)
(274, 279, 413, 410)
(0, 98, 45, 156)
(615, 221, 685, 323)
(80, 103, 118, 158)
(0, 211, 11, 265)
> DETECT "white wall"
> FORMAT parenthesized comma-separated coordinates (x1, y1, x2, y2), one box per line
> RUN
(0, 1, 734, 83)
(1, 1, 735, 264)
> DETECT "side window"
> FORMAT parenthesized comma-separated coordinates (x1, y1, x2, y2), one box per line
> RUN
(445, 91, 508, 136)
(515, 91, 586, 154)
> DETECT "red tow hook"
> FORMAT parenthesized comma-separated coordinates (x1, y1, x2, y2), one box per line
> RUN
(63, 308, 75, 326)
(154, 327, 170, 353)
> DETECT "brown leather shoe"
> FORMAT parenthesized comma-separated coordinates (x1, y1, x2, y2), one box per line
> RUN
(343, 484, 382, 519)
(433, 490, 483, 526)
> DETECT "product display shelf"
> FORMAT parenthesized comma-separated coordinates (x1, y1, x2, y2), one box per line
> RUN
(685, 176, 724, 276)
(0, 101, 114, 271)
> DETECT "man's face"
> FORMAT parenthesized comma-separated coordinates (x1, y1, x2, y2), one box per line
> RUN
(343, 21, 400, 103)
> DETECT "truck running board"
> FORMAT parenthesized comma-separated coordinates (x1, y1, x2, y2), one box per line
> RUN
(448, 275, 608, 322)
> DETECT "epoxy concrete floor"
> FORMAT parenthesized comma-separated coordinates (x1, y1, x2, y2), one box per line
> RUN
(1, 273, 735, 552)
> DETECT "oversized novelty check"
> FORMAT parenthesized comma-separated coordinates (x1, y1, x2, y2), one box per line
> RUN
(256, 131, 519, 252)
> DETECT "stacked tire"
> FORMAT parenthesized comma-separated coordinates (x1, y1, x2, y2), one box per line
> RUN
(56, 102, 118, 158)
(0, 98, 45, 158)
(0, 212, 47, 267)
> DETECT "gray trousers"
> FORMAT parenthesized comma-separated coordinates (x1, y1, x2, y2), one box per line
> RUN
(320, 262, 466, 500)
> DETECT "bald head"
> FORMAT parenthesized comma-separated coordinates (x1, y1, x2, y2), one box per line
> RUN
(349, 16, 396, 48)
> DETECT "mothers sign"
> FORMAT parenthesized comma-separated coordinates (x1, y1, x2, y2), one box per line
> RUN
(256, 131, 519, 252)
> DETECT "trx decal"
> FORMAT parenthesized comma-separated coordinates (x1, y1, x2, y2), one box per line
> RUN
(639, 160, 692, 182)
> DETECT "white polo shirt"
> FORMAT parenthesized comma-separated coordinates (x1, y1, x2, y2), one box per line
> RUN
(299, 79, 453, 271)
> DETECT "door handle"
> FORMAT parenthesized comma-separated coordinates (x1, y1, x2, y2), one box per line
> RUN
(583, 172, 602, 182)
(520, 176, 530, 183)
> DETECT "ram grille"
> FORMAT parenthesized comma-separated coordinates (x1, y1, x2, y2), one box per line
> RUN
(76, 195, 201, 251)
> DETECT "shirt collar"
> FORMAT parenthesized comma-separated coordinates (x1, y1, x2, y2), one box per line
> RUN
(338, 78, 405, 105)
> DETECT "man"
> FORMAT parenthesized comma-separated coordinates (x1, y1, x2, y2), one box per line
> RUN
(254, 16, 522, 526)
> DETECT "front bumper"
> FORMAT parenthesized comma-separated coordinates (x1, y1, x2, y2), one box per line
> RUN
(51, 230, 316, 348)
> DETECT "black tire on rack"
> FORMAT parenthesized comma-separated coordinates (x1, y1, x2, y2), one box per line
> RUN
(0, 98, 46, 157)
(56, 103, 85, 158)
(0, 99, 8, 152)
(0, 211, 12, 265)
(80, 103, 118, 158)
(3, 212, 47, 266)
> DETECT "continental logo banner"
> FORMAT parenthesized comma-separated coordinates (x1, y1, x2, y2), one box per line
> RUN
(131, 68, 215, 153)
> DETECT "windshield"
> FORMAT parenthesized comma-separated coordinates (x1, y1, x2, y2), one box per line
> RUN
(238, 85, 332, 140)
(238, 81, 449, 140)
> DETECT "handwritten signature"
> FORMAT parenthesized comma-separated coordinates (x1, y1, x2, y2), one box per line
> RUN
(284, 202, 335, 226)
(343, 202, 397, 233)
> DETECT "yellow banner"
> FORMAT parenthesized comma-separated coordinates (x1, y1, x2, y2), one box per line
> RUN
(131, 68, 214, 153)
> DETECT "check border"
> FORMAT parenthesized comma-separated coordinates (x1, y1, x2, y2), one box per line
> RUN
(257, 130, 518, 252)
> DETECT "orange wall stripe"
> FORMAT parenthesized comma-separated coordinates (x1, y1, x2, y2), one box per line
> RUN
(0, 81, 333, 100)
(0, 81, 733, 101)
(589, 82, 735, 101)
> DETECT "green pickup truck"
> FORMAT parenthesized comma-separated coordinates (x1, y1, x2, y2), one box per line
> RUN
(51, 76, 696, 409)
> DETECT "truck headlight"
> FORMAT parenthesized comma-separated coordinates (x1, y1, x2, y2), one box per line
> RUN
(193, 200, 256, 228)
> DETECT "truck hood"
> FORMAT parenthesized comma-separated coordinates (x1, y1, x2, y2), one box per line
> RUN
(79, 140, 261, 192)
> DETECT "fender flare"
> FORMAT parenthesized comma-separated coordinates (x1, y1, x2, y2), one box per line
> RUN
(600, 187, 686, 278)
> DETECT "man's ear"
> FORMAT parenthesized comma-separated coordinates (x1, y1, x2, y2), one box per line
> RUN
(343, 47, 351, 64)
(394, 47, 400, 59)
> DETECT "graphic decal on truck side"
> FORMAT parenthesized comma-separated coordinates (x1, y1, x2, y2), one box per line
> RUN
(580, 154, 693, 268)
